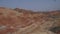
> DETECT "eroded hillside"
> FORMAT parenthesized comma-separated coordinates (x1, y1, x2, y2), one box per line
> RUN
(0, 7, 60, 34)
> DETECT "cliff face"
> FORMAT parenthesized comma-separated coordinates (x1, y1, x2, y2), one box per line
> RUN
(0, 7, 60, 34)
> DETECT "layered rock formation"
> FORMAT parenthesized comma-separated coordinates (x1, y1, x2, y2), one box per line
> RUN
(0, 7, 60, 34)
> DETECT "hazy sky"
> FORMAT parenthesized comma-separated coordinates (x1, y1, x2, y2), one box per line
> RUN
(0, 0, 60, 11)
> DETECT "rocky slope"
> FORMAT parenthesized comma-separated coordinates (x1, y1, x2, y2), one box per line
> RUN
(0, 7, 60, 34)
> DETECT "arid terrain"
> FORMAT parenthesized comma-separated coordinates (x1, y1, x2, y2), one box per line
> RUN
(0, 7, 60, 34)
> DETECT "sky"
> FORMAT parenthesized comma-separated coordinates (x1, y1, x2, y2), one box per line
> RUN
(0, 0, 60, 11)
